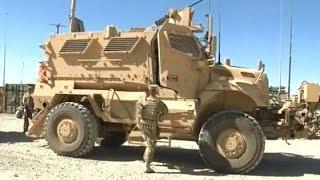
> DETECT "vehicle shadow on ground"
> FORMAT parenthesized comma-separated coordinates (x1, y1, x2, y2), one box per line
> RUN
(253, 153, 320, 176)
(86, 145, 219, 176)
(0, 131, 34, 143)
(86, 145, 320, 177)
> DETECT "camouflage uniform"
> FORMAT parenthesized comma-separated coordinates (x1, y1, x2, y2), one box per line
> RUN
(22, 88, 34, 133)
(137, 85, 168, 173)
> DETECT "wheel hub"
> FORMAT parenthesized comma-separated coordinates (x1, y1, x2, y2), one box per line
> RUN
(216, 129, 247, 159)
(57, 119, 78, 144)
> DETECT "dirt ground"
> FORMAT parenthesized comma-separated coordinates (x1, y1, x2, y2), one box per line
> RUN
(0, 114, 319, 180)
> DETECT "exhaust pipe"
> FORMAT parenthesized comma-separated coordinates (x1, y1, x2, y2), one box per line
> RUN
(68, 0, 85, 32)
(69, 0, 77, 32)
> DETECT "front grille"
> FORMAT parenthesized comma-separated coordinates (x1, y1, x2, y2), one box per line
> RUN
(169, 34, 200, 59)
(60, 39, 91, 54)
(104, 38, 139, 52)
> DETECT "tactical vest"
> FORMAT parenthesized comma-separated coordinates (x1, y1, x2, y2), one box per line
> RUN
(141, 99, 160, 122)
(140, 98, 162, 124)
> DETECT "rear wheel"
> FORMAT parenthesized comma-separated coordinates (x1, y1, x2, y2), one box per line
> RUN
(198, 110, 265, 174)
(44, 102, 98, 157)
(99, 133, 127, 148)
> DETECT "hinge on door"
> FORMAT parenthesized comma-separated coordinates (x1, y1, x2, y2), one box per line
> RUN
(167, 74, 179, 82)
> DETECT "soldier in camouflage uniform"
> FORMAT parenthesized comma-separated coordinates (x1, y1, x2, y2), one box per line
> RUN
(137, 85, 168, 173)
(22, 86, 34, 133)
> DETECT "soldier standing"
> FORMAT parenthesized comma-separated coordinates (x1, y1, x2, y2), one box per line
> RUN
(137, 85, 168, 173)
(22, 86, 34, 133)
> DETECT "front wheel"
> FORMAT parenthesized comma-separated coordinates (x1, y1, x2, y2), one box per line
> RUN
(198, 111, 265, 174)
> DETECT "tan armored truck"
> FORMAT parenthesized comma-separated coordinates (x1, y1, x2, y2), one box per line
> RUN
(28, 1, 320, 174)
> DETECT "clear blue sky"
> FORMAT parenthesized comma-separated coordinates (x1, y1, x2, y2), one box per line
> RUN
(0, 0, 319, 92)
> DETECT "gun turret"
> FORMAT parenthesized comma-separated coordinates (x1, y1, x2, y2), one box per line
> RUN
(155, 0, 205, 27)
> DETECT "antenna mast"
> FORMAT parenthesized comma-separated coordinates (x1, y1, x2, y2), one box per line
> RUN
(206, 0, 214, 56)
(217, 0, 222, 64)
(69, 0, 77, 32)
(287, 0, 293, 99)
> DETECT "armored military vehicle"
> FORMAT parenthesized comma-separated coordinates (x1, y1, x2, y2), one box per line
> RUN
(28, 0, 320, 174)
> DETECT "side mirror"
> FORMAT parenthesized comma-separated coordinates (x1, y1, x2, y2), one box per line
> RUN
(206, 57, 215, 67)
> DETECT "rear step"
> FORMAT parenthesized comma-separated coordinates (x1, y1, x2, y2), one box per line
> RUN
(26, 108, 50, 138)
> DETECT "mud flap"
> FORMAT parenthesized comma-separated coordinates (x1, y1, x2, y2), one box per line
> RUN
(27, 108, 50, 138)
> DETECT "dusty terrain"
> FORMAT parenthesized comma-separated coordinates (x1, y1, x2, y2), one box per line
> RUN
(0, 114, 319, 180)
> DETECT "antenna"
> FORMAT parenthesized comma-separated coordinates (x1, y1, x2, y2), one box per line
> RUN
(189, 0, 206, 8)
(50, 23, 67, 34)
(206, 0, 214, 56)
(217, 0, 222, 64)
(287, 0, 294, 99)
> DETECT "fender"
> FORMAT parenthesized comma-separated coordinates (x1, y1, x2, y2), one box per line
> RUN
(193, 90, 258, 138)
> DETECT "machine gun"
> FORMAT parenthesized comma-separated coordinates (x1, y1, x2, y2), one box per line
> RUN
(155, 0, 206, 26)
(155, 0, 216, 57)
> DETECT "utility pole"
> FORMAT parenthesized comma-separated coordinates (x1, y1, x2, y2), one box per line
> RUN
(2, 12, 8, 88)
(278, 0, 283, 100)
(2, 33, 6, 87)
(50, 23, 67, 34)
(20, 60, 24, 85)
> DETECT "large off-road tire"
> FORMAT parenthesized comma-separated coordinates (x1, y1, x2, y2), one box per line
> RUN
(44, 102, 98, 157)
(99, 133, 127, 148)
(198, 110, 265, 174)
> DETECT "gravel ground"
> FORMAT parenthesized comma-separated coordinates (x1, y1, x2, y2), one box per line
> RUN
(0, 114, 320, 180)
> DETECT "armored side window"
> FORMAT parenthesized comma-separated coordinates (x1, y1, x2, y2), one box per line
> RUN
(60, 39, 91, 55)
(168, 34, 201, 59)
(104, 37, 140, 53)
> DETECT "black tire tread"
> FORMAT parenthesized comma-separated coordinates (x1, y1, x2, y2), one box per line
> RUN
(44, 102, 98, 157)
(99, 133, 127, 148)
(199, 110, 265, 174)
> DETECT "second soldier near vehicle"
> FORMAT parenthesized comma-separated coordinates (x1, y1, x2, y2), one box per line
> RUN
(136, 85, 168, 173)
(22, 86, 34, 133)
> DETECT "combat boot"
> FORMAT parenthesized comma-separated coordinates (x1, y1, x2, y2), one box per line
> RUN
(144, 164, 155, 173)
